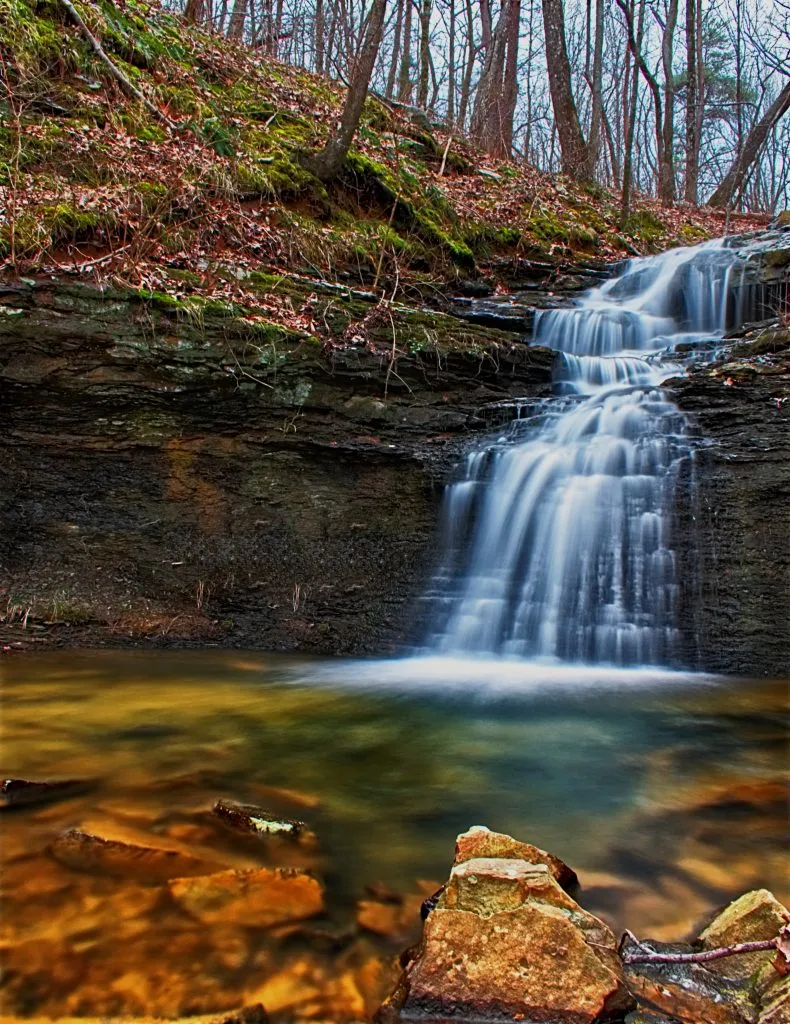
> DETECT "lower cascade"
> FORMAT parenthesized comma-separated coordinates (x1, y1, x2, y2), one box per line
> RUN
(427, 240, 746, 667)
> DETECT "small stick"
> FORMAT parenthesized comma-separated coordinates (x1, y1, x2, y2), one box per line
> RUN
(439, 134, 453, 177)
(622, 930, 778, 966)
(58, 0, 175, 128)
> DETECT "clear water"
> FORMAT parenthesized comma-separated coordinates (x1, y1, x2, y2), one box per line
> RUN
(2, 652, 788, 1017)
(427, 241, 742, 665)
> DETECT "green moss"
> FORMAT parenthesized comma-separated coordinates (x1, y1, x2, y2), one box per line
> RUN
(235, 154, 320, 200)
(529, 210, 570, 244)
(624, 209, 667, 243)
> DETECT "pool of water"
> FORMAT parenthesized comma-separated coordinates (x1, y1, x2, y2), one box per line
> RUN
(1, 651, 788, 1018)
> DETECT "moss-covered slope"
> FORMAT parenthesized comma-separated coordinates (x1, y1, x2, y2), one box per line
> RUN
(1, 0, 767, 320)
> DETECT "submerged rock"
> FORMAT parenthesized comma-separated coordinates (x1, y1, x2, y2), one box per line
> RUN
(51, 827, 222, 882)
(213, 799, 314, 844)
(378, 830, 632, 1024)
(1, 777, 92, 809)
(168, 866, 324, 927)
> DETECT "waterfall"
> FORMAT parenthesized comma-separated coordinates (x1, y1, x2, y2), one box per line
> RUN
(426, 240, 742, 667)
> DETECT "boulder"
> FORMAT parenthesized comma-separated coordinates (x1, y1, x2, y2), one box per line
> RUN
(168, 866, 324, 927)
(453, 825, 579, 894)
(377, 831, 632, 1024)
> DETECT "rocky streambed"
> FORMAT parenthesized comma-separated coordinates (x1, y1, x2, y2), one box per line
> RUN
(2, 763, 789, 1024)
(0, 229, 789, 672)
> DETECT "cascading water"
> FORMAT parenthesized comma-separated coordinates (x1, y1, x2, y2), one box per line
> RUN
(426, 240, 745, 667)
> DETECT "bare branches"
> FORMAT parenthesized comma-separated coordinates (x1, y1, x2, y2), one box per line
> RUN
(57, 0, 176, 128)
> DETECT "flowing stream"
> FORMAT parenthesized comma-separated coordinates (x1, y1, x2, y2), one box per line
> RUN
(428, 240, 744, 666)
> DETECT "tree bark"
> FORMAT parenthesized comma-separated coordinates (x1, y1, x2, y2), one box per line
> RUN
(306, 0, 388, 181)
(621, 0, 646, 223)
(385, 0, 403, 96)
(587, 0, 604, 175)
(184, 0, 209, 24)
(226, 0, 248, 38)
(659, 0, 679, 202)
(684, 0, 698, 203)
(457, 0, 475, 127)
(708, 80, 790, 209)
(470, 0, 519, 157)
(397, 0, 413, 100)
(542, 0, 590, 178)
(315, 0, 325, 72)
(446, 0, 456, 124)
(417, 0, 431, 107)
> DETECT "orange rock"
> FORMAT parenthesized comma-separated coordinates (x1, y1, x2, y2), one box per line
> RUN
(168, 866, 324, 927)
(378, 838, 631, 1024)
(453, 825, 579, 893)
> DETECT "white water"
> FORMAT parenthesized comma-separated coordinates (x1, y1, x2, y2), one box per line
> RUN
(427, 240, 743, 667)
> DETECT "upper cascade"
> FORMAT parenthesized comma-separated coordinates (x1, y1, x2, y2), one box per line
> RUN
(425, 240, 745, 667)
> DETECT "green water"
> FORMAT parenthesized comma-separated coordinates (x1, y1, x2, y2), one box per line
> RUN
(1, 651, 788, 1018)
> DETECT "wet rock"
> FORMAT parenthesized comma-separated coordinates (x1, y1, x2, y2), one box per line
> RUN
(454, 824, 579, 894)
(168, 866, 324, 927)
(1, 777, 92, 809)
(51, 827, 223, 882)
(378, 833, 632, 1024)
(700, 891, 790, 1024)
(213, 799, 314, 844)
(699, 890, 790, 982)
(621, 934, 759, 1024)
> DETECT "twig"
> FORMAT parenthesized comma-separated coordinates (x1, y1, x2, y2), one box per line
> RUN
(622, 929, 779, 966)
(439, 135, 453, 177)
(57, 0, 175, 128)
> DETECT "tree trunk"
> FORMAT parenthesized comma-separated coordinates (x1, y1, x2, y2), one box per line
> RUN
(659, 0, 679, 203)
(385, 0, 403, 96)
(397, 0, 413, 100)
(615, 0, 663, 197)
(587, 0, 604, 175)
(184, 0, 208, 24)
(307, 0, 388, 181)
(417, 0, 431, 107)
(446, 0, 456, 124)
(621, 0, 646, 223)
(542, 0, 590, 178)
(708, 80, 790, 209)
(315, 0, 325, 72)
(684, 0, 698, 203)
(226, 0, 248, 38)
(457, 0, 475, 127)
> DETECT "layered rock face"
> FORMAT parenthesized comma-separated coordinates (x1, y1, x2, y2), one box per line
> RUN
(1, 229, 788, 670)
(0, 279, 553, 653)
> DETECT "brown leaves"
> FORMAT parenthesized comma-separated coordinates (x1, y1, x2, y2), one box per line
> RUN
(774, 924, 790, 975)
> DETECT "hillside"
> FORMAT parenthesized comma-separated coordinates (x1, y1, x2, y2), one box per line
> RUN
(1, 0, 767, 331)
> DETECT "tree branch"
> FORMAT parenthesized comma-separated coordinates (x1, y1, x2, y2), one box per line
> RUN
(57, 0, 175, 128)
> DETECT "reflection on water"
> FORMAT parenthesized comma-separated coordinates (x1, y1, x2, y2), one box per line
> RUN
(1, 651, 788, 1019)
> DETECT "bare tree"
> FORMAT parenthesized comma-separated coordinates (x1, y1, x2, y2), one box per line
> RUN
(306, 0, 388, 180)
(708, 79, 790, 208)
(542, 0, 591, 177)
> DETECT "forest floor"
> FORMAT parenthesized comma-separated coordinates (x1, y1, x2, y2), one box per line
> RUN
(1, 0, 770, 342)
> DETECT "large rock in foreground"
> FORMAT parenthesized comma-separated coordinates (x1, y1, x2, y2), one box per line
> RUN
(377, 827, 633, 1024)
